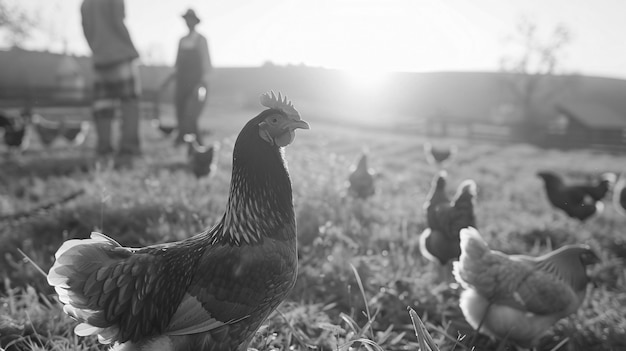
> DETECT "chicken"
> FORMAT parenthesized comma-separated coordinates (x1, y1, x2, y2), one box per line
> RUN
(32, 114, 62, 146)
(537, 171, 616, 221)
(61, 120, 90, 145)
(46, 91, 309, 351)
(347, 152, 376, 199)
(453, 227, 600, 349)
(151, 118, 177, 137)
(423, 141, 457, 168)
(32, 114, 90, 147)
(614, 173, 626, 217)
(420, 171, 477, 270)
(1, 111, 29, 152)
(183, 133, 219, 178)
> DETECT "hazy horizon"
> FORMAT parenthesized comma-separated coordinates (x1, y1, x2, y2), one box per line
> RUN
(5, 0, 626, 80)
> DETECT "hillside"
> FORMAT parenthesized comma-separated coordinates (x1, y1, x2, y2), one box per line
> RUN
(1, 49, 626, 129)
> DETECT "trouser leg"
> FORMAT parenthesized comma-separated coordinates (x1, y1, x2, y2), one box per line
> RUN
(119, 98, 141, 155)
(93, 108, 115, 155)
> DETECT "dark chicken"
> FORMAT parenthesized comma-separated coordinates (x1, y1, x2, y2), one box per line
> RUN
(537, 171, 616, 221)
(184, 133, 218, 178)
(423, 142, 457, 168)
(32, 114, 62, 146)
(453, 227, 600, 349)
(47, 92, 309, 351)
(420, 171, 477, 269)
(32, 114, 90, 146)
(151, 118, 177, 136)
(1, 111, 29, 151)
(347, 152, 376, 199)
(61, 120, 90, 145)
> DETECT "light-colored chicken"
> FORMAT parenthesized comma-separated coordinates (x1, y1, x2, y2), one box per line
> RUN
(453, 227, 600, 349)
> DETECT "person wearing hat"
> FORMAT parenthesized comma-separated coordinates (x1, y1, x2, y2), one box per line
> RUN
(81, 0, 142, 167)
(161, 8, 212, 146)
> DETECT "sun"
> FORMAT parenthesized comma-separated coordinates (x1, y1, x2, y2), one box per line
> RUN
(341, 69, 391, 95)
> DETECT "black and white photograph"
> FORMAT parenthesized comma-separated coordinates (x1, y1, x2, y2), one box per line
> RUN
(1, 1, 625, 350)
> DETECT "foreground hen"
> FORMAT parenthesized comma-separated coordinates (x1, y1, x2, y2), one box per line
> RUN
(453, 227, 599, 349)
(537, 171, 615, 221)
(420, 171, 477, 271)
(47, 92, 309, 351)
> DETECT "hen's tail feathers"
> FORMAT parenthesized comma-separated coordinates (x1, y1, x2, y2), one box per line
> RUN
(47, 232, 123, 344)
(453, 227, 490, 287)
(455, 179, 477, 198)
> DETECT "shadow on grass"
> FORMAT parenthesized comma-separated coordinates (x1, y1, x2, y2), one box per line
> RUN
(0, 199, 201, 294)
(1, 153, 95, 179)
(148, 159, 190, 175)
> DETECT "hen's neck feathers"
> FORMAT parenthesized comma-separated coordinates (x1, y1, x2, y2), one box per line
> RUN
(207, 111, 295, 246)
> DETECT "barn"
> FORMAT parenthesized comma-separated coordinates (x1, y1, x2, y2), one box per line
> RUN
(540, 101, 626, 151)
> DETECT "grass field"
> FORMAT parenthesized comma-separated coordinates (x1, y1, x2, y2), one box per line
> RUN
(1, 102, 625, 351)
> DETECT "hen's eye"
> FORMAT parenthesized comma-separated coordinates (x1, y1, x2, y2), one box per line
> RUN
(270, 117, 278, 124)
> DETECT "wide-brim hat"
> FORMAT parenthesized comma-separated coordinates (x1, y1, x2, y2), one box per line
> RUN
(182, 9, 200, 23)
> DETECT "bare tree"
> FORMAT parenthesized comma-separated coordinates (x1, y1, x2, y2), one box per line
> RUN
(499, 17, 574, 127)
(0, 0, 34, 47)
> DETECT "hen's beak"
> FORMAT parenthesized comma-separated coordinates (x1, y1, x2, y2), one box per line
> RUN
(289, 119, 310, 130)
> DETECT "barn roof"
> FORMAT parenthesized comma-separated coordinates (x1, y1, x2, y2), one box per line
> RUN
(556, 101, 626, 129)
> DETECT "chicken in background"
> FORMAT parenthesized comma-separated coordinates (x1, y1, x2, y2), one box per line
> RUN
(1, 110, 30, 153)
(47, 92, 309, 351)
(537, 171, 616, 222)
(613, 173, 626, 217)
(32, 114, 62, 147)
(420, 171, 477, 281)
(151, 118, 177, 137)
(453, 227, 600, 349)
(32, 114, 90, 147)
(423, 141, 457, 168)
(347, 152, 376, 199)
(61, 119, 90, 146)
(183, 133, 219, 179)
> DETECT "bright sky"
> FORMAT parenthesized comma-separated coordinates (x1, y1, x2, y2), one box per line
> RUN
(9, 0, 626, 79)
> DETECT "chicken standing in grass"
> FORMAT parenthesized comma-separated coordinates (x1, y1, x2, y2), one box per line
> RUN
(152, 118, 177, 137)
(32, 114, 62, 146)
(32, 114, 90, 147)
(1, 111, 29, 152)
(47, 92, 309, 351)
(420, 171, 476, 280)
(537, 171, 615, 222)
(423, 142, 457, 168)
(613, 173, 626, 217)
(61, 120, 90, 145)
(347, 152, 376, 199)
(184, 133, 219, 178)
(453, 227, 600, 349)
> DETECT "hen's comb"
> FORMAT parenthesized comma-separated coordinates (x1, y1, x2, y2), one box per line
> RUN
(259, 91, 300, 119)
